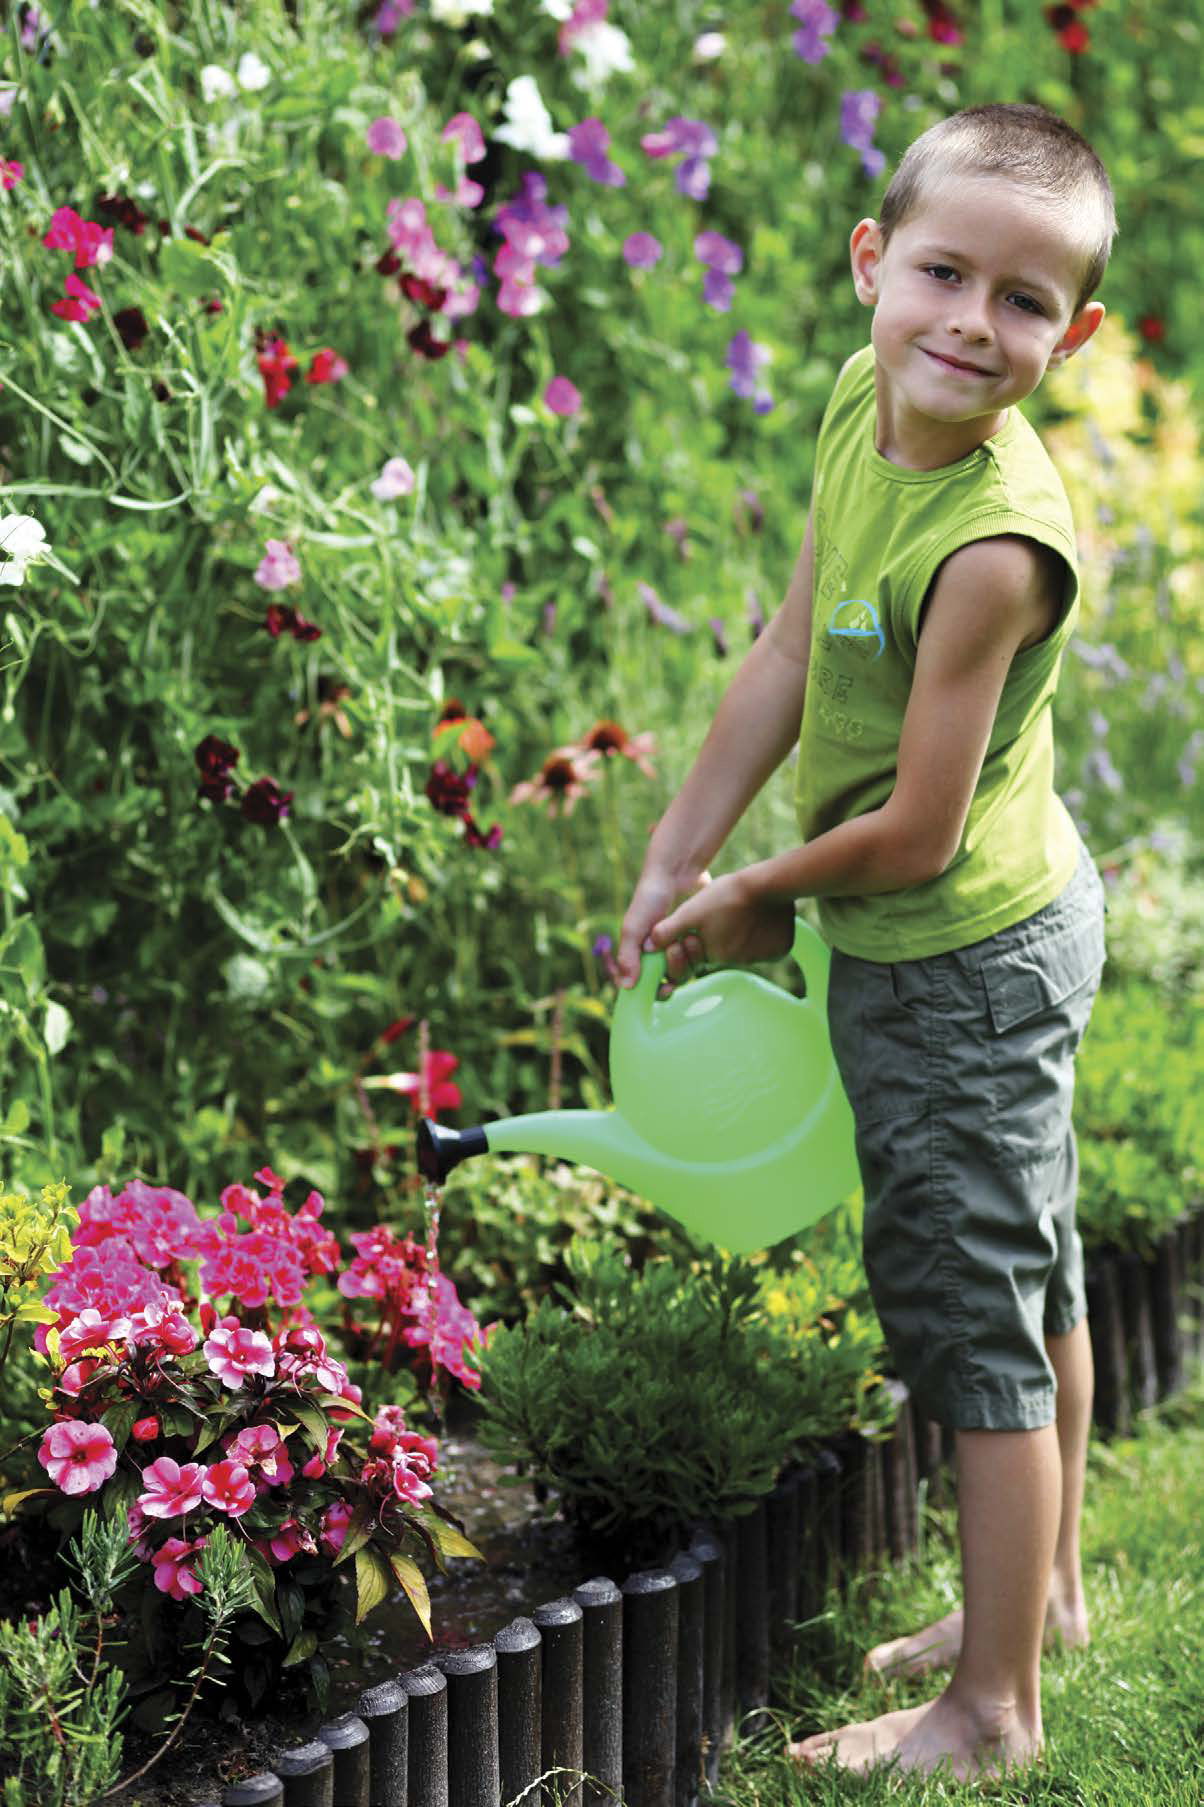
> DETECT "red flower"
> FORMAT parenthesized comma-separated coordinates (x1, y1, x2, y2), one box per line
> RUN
(305, 347, 349, 385)
(363, 1050, 462, 1120)
(425, 759, 476, 817)
(1138, 315, 1165, 344)
(257, 335, 299, 409)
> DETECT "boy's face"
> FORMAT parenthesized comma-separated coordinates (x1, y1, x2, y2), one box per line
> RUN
(849, 175, 1105, 464)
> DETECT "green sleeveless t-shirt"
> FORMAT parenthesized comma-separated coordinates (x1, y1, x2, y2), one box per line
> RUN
(794, 343, 1082, 960)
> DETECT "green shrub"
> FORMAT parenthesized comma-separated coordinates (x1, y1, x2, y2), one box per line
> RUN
(1075, 979, 1203, 1256)
(472, 1222, 890, 1568)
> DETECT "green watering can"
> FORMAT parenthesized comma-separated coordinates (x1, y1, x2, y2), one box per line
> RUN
(416, 917, 861, 1254)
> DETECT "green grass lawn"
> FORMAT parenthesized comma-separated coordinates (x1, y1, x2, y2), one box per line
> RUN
(716, 1371, 1204, 1805)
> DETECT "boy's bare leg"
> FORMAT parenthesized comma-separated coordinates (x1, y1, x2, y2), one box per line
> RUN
(790, 1422, 1060, 1778)
(866, 1317, 1093, 1678)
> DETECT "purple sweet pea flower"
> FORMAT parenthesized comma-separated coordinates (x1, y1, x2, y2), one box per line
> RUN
(623, 231, 663, 269)
(790, 0, 839, 63)
(694, 231, 743, 274)
(638, 582, 692, 634)
(702, 269, 734, 311)
(676, 156, 712, 200)
(841, 89, 886, 178)
(727, 330, 774, 412)
(568, 118, 626, 187)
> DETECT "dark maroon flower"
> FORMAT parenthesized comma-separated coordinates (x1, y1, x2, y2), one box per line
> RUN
(266, 604, 322, 641)
(240, 777, 294, 827)
(401, 274, 447, 309)
(408, 321, 452, 361)
(112, 306, 150, 351)
(462, 812, 502, 850)
(425, 759, 476, 817)
(94, 193, 151, 236)
(375, 250, 401, 277)
(195, 735, 240, 780)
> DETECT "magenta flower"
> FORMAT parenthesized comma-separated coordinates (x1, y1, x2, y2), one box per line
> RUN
(201, 1459, 257, 1517)
(545, 376, 582, 417)
(390, 1431, 439, 1505)
(131, 1416, 161, 1444)
(622, 231, 662, 270)
(203, 1323, 276, 1390)
(127, 1297, 197, 1355)
(268, 1516, 318, 1563)
(319, 1499, 353, 1556)
(58, 1306, 131, 1362)
(138, 1456, 209, 1518)
(441, 112, 485, 164)
(366, 116, 408, 158)
(224, 1423, 295, 1489)
(38, 1421, 118, 1496)
(152, 1535, 207, 1601)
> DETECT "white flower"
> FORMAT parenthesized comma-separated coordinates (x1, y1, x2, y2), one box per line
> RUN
(236, 52, 271, 92)
(569, 22, 635, 90)
(492, 75, 569, 160)
(540, 0, 574, 18)
(431, 0, 493, 20)
(0, 514, 49, 587)
(200, 64, 237, 104)
(248, 484, 283, 515)
(692, 31, 726, 61)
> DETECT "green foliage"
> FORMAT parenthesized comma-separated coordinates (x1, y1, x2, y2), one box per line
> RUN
(472, 1225, 891, 1564)
(1074, 979, 1203, 1256)
(1095, 824, 1204, 1001)
(0, 1176, 75, 1356)
(0, 1511, 133, 1807)
(0, 0, 1199, 1222)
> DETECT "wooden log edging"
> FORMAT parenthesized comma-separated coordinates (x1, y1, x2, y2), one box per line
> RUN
(194, 1204, 1203, 1805)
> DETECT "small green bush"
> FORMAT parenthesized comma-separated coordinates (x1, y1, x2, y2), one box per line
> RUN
(472, 1221, 890, 1567)
(1075, 979, 1203, 1256)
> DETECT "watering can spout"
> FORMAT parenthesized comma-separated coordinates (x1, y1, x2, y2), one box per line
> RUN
(417, 1110, 662, 1198)
(416, 1118, 490, 1184)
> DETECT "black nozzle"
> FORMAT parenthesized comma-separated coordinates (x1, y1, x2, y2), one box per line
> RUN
(416, 1117, 489, 1184)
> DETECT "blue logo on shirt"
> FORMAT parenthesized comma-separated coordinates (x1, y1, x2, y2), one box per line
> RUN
(827, 598, 885, 660)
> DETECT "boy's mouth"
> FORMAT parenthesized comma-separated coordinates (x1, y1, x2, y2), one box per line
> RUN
(922, 348, 996, 377)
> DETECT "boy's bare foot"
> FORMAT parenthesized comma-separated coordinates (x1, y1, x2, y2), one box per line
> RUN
(788, 1686, 1043, 1781)
(864, 1592, 1089, 1680)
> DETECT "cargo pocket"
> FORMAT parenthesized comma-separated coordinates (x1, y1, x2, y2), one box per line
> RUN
(982, 914, 1105, 1161)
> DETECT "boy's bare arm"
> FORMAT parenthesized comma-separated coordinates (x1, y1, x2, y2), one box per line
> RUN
(740, 533, 1063, 905)
(645, 496, 815, 878)
(612, 497, 816, 983)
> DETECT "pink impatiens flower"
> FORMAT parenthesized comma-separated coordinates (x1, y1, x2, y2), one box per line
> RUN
(38, 1421, 118, 1496)
(268, 1516, 318, 1564)
(201, 1459, 256, 1517)
(367, 116, 408, 159)
(203, 1322, 276, 1390)
(224, 1423, 295, 1490)
(319, 1499, 353, 1557)
(152, 1535, 207, 1601)
(138, 1456, 209, 1518)
(58, 1306, 131, 1362)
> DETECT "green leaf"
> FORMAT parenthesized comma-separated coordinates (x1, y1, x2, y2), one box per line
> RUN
(387, 1550, 432, 1639)
(413, 1506, 485, 1564)
(282, 1627, 318, 1668)
(354, 1544, 393, 1626)
(101, 1401, 139, 1453)
(2, 1487, 53, 1512)
(332, 1498, 377, 1568)
(244, 1545, 283, 1636)
(288, 1402, 329, 1456)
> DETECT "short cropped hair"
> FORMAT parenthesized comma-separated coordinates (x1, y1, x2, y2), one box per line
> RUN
(877, 103, 1117, 319)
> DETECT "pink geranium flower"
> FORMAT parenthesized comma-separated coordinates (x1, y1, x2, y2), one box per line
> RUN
(152, 1535, 207, 1601)
(203, 1322, 275, 1390)
(268, 1516, 318, 1563)
(138, 1456, 209, 1518)
(58, 1306, 131, 1362)
(201, 1460, 256, 1517)
(38, 1421, 118, 1496)
(319, 1499, 353, 1556)
(224, 1423, 295, 1489)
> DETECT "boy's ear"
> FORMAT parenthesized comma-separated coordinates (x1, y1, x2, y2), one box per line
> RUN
(849, 218, 883, 307)
(1047, 301, 1106, 367)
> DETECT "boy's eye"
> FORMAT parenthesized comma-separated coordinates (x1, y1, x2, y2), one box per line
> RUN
(921, 265, 1043, 315)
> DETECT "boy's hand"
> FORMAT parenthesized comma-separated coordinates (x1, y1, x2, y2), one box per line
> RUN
(616, 868, 713, 989)
(645, 871, 796, 983)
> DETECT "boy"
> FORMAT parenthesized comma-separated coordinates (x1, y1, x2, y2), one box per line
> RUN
(614, 103, 1114, 1783)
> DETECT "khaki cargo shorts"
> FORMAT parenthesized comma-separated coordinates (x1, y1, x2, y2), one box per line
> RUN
(827, 841, 1106, 1431)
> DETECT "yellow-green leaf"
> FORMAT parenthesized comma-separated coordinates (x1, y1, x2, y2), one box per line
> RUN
(354, 1544, 393, 1626)
(332, 1498, 376, 1568)
(3, 1487, 53, 1512)
(282, 1627, 319, 1668)
(14, 1299, 58, 1324)
(288, 1403, 329, 1456)
(388, 1551, 432, 1639)
(415, 1508, 485, 1564)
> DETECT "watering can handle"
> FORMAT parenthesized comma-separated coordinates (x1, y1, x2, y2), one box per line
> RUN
(790, 914, 832, 1011)
(628, 916, 829, 1008)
